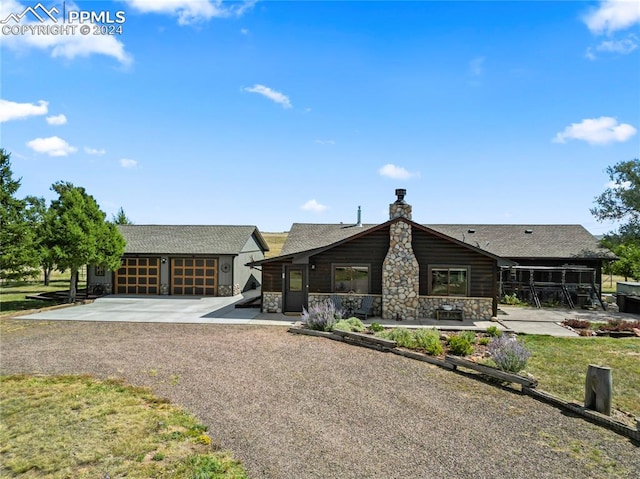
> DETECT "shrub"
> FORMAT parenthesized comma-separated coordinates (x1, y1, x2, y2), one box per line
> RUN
(478, 337, 491, 346)
(378, 328, 417, 348)
(502, 293, 527, 306)
(333, 317, 366, 332)
(346, 317, 366, 332)
(459, 330, 477, 344)
(369, 322, 384, 333)
(486, 325, 502, 337)
(414, 328, 444, 356)
(301, 300, 341, 331)
(332, 320, 352, 332)
(488, 335, 531, 372)
(598, 319, 640, 332)
(563, 319, 591, 330)
(447, 333, 475, 356)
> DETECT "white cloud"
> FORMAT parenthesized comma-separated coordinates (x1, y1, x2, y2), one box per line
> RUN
(469, 56, 485, 77)
(84, 147, 106, 155)
(301, 199, 327, 212)
(27, 136, 77, 156)
(120, 158, 138, 168)
(46, 114, 67, 125)
(124, 0, 255, 25)
(379, 163, 420, 180)
(597, 34, 638, 53)
(553, 117, 637, 145)
(0, 0, 132, 64)
(315, 139, 335, 145)
(240, 28, 249, 35)
(583, 0, 640, 35)
(244, 84, 292, 108)
(0, 98, 48, 122)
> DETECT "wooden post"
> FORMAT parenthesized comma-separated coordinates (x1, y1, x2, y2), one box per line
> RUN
(584, 364, 612, 416)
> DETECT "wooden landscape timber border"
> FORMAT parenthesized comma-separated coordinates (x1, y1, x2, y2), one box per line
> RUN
(288, 326, 640, 442)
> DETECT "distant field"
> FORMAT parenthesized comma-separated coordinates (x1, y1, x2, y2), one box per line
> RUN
(262, 232, 288, 258)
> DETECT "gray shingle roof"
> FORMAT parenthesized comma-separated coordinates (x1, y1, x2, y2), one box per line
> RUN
(427, 224, 616, 260)
(280, 223, 378, 256)
(117, 225, 268, 255)
(280, 223, 615, 260)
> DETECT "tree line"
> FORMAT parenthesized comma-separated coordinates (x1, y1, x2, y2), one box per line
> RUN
(590, 159, 640, 281)
(1, 147, 638, 300)
(0, 148, 130, 301)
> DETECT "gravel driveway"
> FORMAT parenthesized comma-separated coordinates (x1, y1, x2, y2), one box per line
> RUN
(1, 319, 638, 478)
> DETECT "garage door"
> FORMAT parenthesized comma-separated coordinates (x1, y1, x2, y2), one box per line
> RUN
(171, 258, 217, 296)
(115, 257, 160, 294)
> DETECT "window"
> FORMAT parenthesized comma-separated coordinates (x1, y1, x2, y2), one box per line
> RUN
(333, 265, 369, 293)
(429, 266, 469, 296)
(95, 266, 105, 276)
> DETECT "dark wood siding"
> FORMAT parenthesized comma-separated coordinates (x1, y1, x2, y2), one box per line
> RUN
(308, 226, 390, 294)
(262, 260, 287, 291)
(412, 229, 496, 297)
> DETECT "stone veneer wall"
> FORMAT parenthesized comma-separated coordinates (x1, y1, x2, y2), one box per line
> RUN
(309, 293, 382, 317)
(218, 285, 233, 297)
(262, 292, 282, 313)
(233, 284, 241, 296)
(419, 296, 494, 320)
(382, 201, 420, 320)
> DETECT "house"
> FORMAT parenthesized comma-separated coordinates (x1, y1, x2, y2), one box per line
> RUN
(249, 190, 615, 319)
(88, 225, 269, 297)
(251, 190, 511, 320)
(427, 224, 616, 307)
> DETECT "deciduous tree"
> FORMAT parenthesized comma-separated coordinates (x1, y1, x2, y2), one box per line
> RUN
(591, 159, 639, 242)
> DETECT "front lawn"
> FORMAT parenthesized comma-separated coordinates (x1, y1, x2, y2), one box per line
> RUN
(0, 375, 247, 479)
(0, 274, 86, 316)
(522, 336, 640, 418)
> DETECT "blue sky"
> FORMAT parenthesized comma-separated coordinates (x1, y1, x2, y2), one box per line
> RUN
(1, 0, 639, 233)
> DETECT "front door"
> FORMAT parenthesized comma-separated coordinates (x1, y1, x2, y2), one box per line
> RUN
(284, 265, 307, 313)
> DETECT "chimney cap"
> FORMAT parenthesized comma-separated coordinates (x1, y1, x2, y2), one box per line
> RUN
(395, 189, 407, 203)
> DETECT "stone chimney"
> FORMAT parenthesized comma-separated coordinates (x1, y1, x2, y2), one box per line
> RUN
(382, 189, 420, 320)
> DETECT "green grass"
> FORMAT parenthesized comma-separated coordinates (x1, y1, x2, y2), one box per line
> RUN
(522, 336, 640, 417)
(0, 375, 247, 479)
(0, 271, 86, 316)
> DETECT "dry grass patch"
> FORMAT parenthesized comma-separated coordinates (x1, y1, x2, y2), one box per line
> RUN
(0, 375, 246, 478)
(262, 232, 288, 258)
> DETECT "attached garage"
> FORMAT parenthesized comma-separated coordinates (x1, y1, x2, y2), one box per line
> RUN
(88, 225, 269, 298)
(171, 257, 217, 296)
(115, 257, 160, 294)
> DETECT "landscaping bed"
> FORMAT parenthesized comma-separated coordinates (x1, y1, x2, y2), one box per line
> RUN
(561, 318, 640, 337)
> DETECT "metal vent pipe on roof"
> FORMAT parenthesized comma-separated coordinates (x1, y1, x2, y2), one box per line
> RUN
(356, 206, 362, 227)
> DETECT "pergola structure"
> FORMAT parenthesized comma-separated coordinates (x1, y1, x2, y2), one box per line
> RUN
(499, 265, 604, 309)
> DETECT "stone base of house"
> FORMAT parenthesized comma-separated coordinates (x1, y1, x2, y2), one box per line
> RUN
(233, 284, 241, 296)
(418, 296, 493, 321)
(262, 291, 493, 320)
(219, 285, 233, 297)
(308, 293, 493, 320)
(262, 292, 282, 313)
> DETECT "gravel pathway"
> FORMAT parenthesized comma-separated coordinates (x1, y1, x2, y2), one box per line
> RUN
(1, 319, 638, 478)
